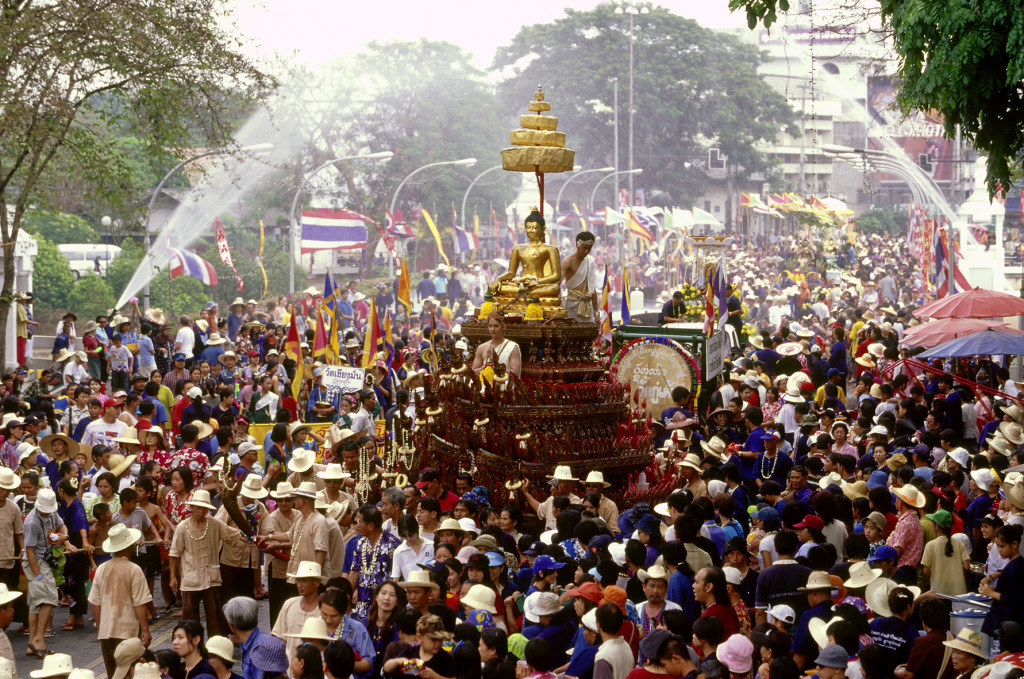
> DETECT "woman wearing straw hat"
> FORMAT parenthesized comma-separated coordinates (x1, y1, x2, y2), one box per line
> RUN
(88, 523, 152, 677)
(942, 629, 990, 679)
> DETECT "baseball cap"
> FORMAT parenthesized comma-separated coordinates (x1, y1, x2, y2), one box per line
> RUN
(641, 629, 674, 663)
(187, 386, 203, 399)
(532, 554, 566, 575)
(760, 429, 781, 441)
(522, 541, 546, 557)
(868, 544, 899, 562)
(173, 352, 187, 361)
(793, 514, 824, 531)
(767, 604, 795, 625)
(415, 467, 440, 489)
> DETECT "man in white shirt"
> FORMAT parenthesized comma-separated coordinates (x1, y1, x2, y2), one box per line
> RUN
(81, 396, 128, 449)
(62, 351, 89, 386)
(173, 315, 195, 358)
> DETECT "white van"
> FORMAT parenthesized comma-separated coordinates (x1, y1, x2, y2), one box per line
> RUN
(57, 243, 123, 278)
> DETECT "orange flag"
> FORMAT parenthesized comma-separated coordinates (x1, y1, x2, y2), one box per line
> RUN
(397, 255, 412, 313)
(285, 305, 305, 401)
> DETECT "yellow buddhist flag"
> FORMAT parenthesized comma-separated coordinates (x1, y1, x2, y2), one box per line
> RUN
(284, 306, 304, 401)
(421, 209, 450, 267)
(397, 255, 412, 313)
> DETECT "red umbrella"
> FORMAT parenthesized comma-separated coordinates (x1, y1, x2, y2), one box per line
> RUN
(901, 317, 1019, 348)
(913, 288, 1024, 319)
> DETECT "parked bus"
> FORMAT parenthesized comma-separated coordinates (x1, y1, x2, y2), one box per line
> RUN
(57, 243, 122, 278)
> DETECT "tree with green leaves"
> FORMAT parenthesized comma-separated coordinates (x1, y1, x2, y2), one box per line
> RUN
(493, 5, 796, 208)
(0, 0, 274, 364)
(31, 236, 76, 312)
(67, 274, 115, 322)
(22, 210, 100, 245)
(730, 0, 1022, 196)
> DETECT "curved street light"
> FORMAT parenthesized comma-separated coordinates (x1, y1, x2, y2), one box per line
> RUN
(288, 150, 394, 293)
(590, 168, 643, 211)
(555, 166, 613, 213)
(388, 157, 477, 275)
(143, 142, 274, 309)
(460, 164, 504, 235)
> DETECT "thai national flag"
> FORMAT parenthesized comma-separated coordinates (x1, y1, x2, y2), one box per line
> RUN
(300, 209, 368, 253)
(168, 248, 218, 286)
(453, 226, 479, 254)
(386, 210, 415, 238)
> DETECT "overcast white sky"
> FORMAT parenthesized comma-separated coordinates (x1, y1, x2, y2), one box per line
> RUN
(229, 0, 749, 70)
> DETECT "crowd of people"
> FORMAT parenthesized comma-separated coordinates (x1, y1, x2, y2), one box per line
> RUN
(0, 228, 1022, 679)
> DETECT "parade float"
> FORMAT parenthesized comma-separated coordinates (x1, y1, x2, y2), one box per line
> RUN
(398, 88, 658, 506)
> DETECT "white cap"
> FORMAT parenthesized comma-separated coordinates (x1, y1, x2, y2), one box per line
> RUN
(722, 566, 743, 586)
(768, 604, 795, 625)
(187, 386, 203, 399)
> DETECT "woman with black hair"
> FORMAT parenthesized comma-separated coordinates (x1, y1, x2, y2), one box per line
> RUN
(172, 620, 215, 679)
(794, 514, 828, 560)
(921, 509, 969, 595)
(811, 490, 848, 560)
(452, 631, 482, 679)
(981, 524, 1024, 636)
(291, 643, 326, 679)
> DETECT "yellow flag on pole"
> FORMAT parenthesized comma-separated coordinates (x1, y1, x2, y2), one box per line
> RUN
(421, 209, 450, 267)
(397, 255, 412, 313)
(284, 306, 304, 401)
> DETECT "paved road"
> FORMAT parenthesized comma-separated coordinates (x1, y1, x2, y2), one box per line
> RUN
(12, 578, 272, 677)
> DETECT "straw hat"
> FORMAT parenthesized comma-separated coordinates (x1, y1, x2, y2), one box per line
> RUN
(998, 421, 1024, 445)
(114, 428, 140, 446)
(1001, 472, 1024, 510)
(102, 524, 143, 555)
(285, 616, 332, 641)
(1005, 404, 1024, 425)
(864, 578, 921, 617)
(866, 342, 886, 358)
(206, 636, 235, 664)
(39, 433, 79, 457)
(438, 518, 464, 535)
(840, 480, 869, 500)
(854, 355, 876, 368)
(583, 471, 611, 488)
(808, 617, 842, 651)
(293, 561, 327, 582)
(989, 436, 1013, 458)
(818, 472, 843, 490)
(700, 436, 728, 460)
(185, 489, 216, 510)
(0, 469, 20, 492)
(399, 570, 439, 591)
(193, 420, 214, 441)
(546, 465, 578, 482)
(270, 482, 295, 500)
(290, 481, 319, 499)
(288, 449, 316, 473)
(843, 561, 882, 589)
(29, 654, 74, 679)
(893, 484, 926, 508)
(54, 348, 76, 362)
(0, 583, 22, 606)
(748, 335, 765, 349)
(776, 342, 803, 357)
(289, 421, 312, 439)
(676, 453, 702, 472)
(240, 474, 269, 500)
(462, 584, 498, 614)
(798, 571, 834, 591)
(942, 628, 990, 660)
(317, 463, 351, 481)
(637, 564, 670, 583)
(107, 453, 137, 477)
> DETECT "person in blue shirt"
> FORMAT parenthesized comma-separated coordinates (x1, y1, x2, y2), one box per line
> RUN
(226, 298, 246, 341)
(137, 323, 157, 377)
(181, 387, 212, 427)
(828, 327, 847, 379)
(337, 289, 354, 330)
(200, 333, 226, 366)
(51, 320, 72, 361)
(142, 382, 169, 428)
(223, 596, 270, 679)
(415, 272, 436, 302)
(791, 571, 835, 672)
(736, 407, 766, 486)
(755, 429, 794, 487)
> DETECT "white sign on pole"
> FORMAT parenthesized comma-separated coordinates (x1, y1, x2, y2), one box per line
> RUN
(706, 331, 729, 378)
(321, 365, 366, 393)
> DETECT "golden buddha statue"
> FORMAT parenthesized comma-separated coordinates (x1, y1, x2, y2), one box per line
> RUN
(488, 207, 563, 310)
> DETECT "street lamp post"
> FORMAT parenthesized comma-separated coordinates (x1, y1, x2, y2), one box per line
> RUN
(288, 151, 394, 293)
(616, 1, 647, 206)
(389, 158, 477, 276)
(553, 166, 606, 213)
(460, 164, 504, 239)
(591, 168, 643, 266)
(144, 142, 273, 310)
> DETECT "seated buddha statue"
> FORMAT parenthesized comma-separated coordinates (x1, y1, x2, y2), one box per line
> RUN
(488, 207, 562, 302)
